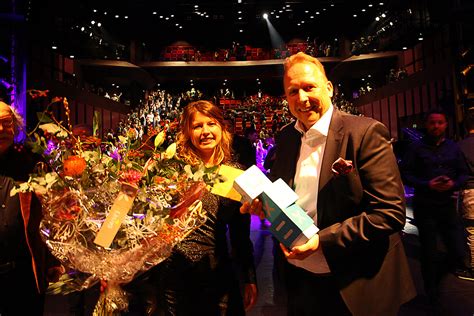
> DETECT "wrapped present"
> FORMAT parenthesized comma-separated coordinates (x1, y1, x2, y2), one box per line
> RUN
(260, 179, 298, 221)
(269, 204, 319, 248)
(234, 165, 319, 248)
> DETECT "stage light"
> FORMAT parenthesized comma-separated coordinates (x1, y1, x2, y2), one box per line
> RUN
(263, 13, 268, 19)
(97, 22, 102, 27)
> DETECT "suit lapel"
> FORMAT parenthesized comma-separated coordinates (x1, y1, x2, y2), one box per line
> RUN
(319, 109, 344, 197)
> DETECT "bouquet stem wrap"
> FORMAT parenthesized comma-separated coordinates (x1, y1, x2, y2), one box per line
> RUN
(41, 181, 207, 314)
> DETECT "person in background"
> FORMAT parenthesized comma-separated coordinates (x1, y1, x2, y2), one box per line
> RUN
(232, 126, 257, 170)
(457, 107, 474, 281)
(152, 100, 257, 315)
(241, 52, 415, 315)
(0, 101, 63, 315)
(401, 108, 469, 303)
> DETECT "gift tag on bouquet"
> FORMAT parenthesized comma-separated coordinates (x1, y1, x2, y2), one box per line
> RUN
(94, 183, 138, 248)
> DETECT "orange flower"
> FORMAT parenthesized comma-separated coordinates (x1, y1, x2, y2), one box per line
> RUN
(63, 156, 87, 176)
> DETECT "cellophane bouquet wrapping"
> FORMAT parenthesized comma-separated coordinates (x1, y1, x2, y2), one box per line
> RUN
(11, 95, 217, 314)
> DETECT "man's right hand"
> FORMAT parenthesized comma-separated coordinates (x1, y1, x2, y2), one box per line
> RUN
(429, 175, 454, 192)
(239, 199, 264, 219)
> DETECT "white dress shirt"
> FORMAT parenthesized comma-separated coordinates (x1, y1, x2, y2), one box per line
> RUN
(288, 105, 333, 274)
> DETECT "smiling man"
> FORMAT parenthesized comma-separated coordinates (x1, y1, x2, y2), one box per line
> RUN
(241, 52, 415, 315)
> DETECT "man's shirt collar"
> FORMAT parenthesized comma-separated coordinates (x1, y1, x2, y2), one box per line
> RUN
(294, 105, 333, 140)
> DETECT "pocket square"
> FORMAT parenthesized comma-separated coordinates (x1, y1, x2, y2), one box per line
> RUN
(331, 157, 354, 176)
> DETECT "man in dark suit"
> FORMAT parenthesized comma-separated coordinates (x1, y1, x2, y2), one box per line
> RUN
(241, 52, 415, 315)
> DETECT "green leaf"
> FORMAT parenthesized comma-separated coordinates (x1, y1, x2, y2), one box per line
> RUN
(36, 112, 53, 124)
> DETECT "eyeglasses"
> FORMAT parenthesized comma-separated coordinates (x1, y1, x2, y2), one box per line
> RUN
(0, 118, 14, 128)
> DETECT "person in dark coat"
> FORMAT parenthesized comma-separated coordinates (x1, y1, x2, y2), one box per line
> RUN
(0, 101, 63, 315)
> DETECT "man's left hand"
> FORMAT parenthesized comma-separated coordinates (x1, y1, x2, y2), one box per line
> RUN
(280, 234, 320, 260)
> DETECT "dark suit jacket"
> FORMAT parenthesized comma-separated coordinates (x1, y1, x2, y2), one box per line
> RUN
(270, 109, 416, 316)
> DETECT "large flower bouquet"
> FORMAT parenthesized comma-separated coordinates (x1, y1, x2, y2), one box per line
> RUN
(12, 94, 216, 314)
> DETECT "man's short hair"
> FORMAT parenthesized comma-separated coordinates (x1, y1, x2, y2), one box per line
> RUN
(284, 52, 328, 80)
(424, 108, 448, 121)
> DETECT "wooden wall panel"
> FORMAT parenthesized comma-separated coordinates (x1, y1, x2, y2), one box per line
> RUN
(389, 95, 398, 138)
(381, 98, 389, 130)
(69, 101, 77, 126)
(103, 109, 111, 132)
(422, 84, 430, 112)
(112, 112, 120, 131)
(413, 88, 421, 114)
(429, 81, 437, 109)
(372, 101, 381, 121)
(86, 104, 94, 126)
(397, 93, 405, 117)
(77, 103, 85, 124)
(405, 90, 413, 116)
